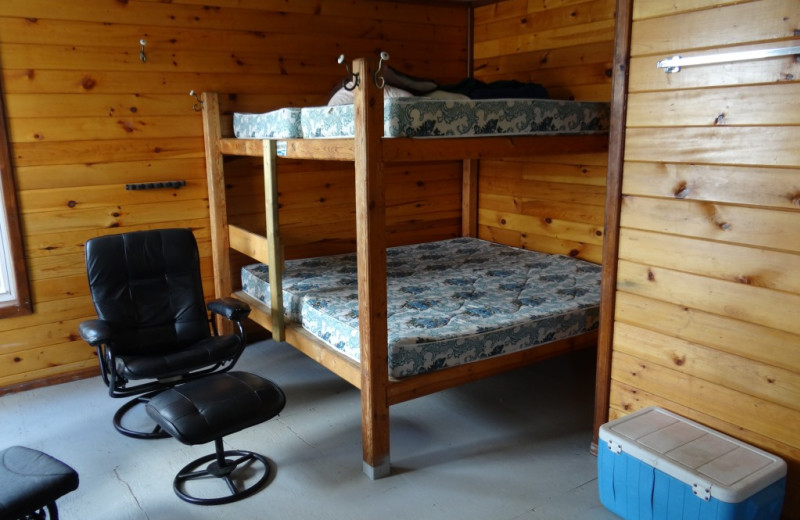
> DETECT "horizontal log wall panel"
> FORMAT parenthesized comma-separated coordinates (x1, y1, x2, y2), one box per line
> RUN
(632, 0, 798, 56)
(614, 291, 800, 371)
(618, 228, 800, 294)
(617, 259, 800, 335)
(624, 127, 800, 167)
(628, 44, 800, 93)
(613, 350, 800, 449)
(620, 195, 800, 253)
(621, 162, 800, 210)
(473, 0, 613, 263)
(626, 83, 800, 127)
(0, 0, 468, 389)
(613, 0, 800, 515)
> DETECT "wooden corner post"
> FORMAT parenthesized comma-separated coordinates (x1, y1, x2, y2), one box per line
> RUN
(201, 92, 234, 335)
(353, 57, 390, 479)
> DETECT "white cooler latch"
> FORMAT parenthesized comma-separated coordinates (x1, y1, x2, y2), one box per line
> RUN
(692, 481, 712, 501)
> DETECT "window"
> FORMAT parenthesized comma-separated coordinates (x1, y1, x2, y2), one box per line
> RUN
(0, 86, 32, 318)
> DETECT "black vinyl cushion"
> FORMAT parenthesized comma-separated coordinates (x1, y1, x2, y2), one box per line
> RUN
(115, 334, 242, 380)
(84, 229, 210, 356)
(146, 372, 286, 445)
(0, 446, 79, 517)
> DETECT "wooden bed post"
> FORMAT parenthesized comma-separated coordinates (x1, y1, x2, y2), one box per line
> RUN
(353, 57, 390, 479)
(462, 159, 479, 237)
(263, 140, 285, 342)
(201, 92, 234, 335)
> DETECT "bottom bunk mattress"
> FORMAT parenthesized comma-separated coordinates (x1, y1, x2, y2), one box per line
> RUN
(241, 238, 602, 378)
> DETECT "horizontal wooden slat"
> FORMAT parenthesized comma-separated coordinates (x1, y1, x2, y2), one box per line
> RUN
(608, 379, 800, 464)
(23, 219, 210, 259)
(19, 181, 208, 213)
(619, 195, 800, 253)
(384, 134, 609, 162)
(631, 0, 798, 56)
(0, 0, 466, 43)
(479, 208, 604, 245)
(14, 137, 204, 167)
(614, 291, 800, 372)
(474, 0, 615, 44)
(479, 159, 608, 187)
(626, 83, 800, 128)
(618, 228, 800, 294)
(229, 225, 268, 265)
(474, 19, 615, 60)
(616, 259, 800, 335)
(15, 158, 206, 191)
(621, 161, 800, 210)
(9, 116, 202, 143)
(632, 0, 759, 20)
(614, 321, 800, 412)
(612, 350, 800, 449)
(624, 127, 800, 167)
(628, 43, 800, 93)
(481, 175, 607, 206)
(21, 199, 209, 234)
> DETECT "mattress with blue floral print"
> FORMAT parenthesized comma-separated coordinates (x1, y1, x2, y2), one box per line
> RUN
(241, 237, 601, 378)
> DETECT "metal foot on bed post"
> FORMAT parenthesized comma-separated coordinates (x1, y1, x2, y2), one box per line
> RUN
(363, 459, 391, 480)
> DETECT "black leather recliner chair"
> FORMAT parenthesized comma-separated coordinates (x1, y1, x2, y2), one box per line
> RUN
(79, 228, 251, 439)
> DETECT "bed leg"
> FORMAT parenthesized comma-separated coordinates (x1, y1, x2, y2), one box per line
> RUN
(363, 458, 391, 480)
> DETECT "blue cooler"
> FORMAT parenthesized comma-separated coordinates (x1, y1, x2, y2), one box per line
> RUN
(598, 407, 786, 520)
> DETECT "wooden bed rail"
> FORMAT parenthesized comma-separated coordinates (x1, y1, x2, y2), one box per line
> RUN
(217, 134, 608, 162)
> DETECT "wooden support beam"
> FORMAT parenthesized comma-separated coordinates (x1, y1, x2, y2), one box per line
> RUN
(353, 58, 390, 480)
(462, 159, 479, 237)
(201, 91, 234, 334)
(264, 139, 285, 342)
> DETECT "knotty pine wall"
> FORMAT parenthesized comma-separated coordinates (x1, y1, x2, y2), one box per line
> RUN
(0, 0, 468, 391)
(472, 0, 614, 264)
(609, 0, 800, 516)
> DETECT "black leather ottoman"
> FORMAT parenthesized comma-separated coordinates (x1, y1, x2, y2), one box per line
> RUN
(0, 446, 79, 520)
(145, 371, 285, 505)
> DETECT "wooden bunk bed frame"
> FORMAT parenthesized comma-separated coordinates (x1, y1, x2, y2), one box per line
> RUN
(201, 58, 608, 479)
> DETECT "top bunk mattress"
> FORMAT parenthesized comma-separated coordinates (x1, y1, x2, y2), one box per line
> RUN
(233, 97, 610, 140)
(241, 237, 602, 379)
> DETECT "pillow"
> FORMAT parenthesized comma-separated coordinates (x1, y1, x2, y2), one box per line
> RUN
(327, 84, 413, 106)
(422, 90, 471, 101)
(383, 66, 438, 95)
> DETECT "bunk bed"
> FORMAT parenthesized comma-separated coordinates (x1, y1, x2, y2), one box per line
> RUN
(201, 57, 610, 479)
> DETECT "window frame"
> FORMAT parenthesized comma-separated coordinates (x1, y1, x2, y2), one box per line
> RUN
(0, 86, 32, 318)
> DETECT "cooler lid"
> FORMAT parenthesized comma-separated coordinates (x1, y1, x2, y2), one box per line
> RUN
(599, 407, 786, 503)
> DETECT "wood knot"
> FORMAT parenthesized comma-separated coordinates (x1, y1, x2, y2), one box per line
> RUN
(674, 182, 690, 199)
(673, 354, 686, 366)
(736, 275, 752, 285)
(647, 269, 655, 282)
(67, 200, 77, 208)
(714, 113, 726, 125)
(81, 76, 96, 90)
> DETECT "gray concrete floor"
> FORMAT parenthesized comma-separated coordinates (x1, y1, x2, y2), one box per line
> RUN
(0, 340, 618, 519)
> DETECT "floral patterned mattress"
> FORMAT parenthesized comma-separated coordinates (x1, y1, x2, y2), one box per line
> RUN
(233, 98, 610, 139)
(241, 238, 602, 379)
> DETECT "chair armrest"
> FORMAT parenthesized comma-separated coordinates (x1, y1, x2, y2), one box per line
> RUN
(78, 319, 115, 346)
(207, 298, 251, 322)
